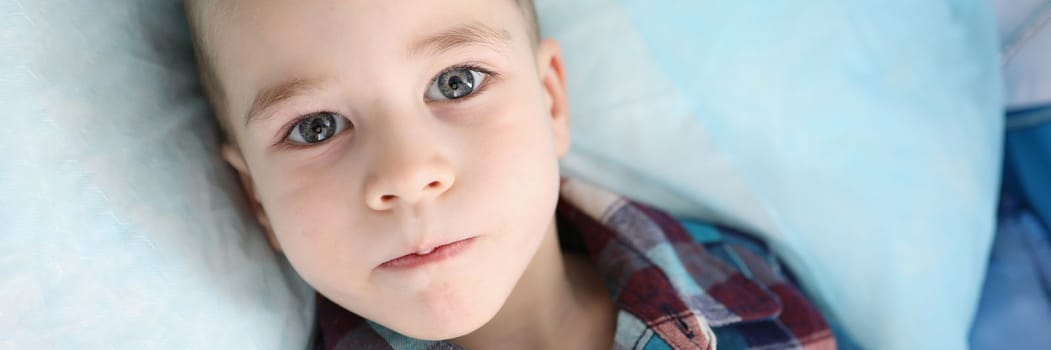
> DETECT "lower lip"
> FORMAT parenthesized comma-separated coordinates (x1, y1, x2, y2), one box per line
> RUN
(379, 237, 476, 270)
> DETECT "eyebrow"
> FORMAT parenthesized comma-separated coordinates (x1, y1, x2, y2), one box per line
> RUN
(244, 78, 326, 127)
(244, 23, 512, 127)
(408, 22, 513, 58)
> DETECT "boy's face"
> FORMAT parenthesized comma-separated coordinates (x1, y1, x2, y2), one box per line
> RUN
(205, 0, 570, 340)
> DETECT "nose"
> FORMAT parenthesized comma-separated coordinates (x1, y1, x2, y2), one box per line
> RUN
(363, 130, 455, 211)
(365, 165, 454, 210)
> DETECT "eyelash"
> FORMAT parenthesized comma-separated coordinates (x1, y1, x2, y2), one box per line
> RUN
(425, 63, 498, 103)
(271, 63, 499, 151)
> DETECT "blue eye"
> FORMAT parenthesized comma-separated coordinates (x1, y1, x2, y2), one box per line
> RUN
(426, 67, 488, 101)
(286, 112, 351, 145)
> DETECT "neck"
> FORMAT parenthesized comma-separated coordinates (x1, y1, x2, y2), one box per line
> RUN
(451, 218, 616, 349)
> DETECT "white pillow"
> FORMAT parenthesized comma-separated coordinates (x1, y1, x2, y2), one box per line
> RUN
(539, 0, 1004, 349)
(0, 1, 313, 348)
(993, 0, 1051, 109)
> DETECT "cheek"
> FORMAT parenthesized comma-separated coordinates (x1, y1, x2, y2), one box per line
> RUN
(262, 165, 347, 238)
(460, 82, 562, 232)
(251, 163, 375, 289)
(468, 78, 559, 183)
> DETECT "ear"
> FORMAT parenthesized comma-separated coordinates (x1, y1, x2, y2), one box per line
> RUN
(221, 144, 283, 253)
(535, 38, 571, 158)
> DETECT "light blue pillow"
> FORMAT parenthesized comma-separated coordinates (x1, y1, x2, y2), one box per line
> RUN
(0, 1, 313, 348)
(0, 0, 1002, 349)
(539, 0, 1003, 349)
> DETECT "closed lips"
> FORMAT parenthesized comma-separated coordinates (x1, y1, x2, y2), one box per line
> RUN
(379, 237, 476, 269)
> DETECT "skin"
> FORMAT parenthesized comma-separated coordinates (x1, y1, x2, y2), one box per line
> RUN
(199, 0, 616, 348)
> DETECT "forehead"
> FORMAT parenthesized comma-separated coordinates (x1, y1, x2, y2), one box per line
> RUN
(203, 0, 531, 71)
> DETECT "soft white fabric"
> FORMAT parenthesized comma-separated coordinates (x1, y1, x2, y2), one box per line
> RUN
(538, 0, 1004, 349)
(0, 1, 314, 348)
(994, 0, 1051, 109)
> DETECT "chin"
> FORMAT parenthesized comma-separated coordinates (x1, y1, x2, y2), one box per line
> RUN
(390, 305, 495, 341)
(372, 284, 505, 341)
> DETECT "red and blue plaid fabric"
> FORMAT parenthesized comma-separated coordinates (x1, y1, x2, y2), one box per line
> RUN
(315, 178, 836, 349)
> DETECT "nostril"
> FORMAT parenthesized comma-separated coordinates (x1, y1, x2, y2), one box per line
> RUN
(427, 181, 442, 189)
(381, 194, 396, 202)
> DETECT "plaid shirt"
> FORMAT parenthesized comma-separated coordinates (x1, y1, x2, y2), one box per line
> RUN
(314, 178, 836, 349)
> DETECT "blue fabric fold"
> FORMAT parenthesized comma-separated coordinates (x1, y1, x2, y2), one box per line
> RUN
(970, 105, 1051, 349)
(1005, 106, 1051, 231)
(970, 190, 1051, 349)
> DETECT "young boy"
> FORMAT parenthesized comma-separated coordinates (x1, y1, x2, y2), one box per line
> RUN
(184, 0, 836, 349)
